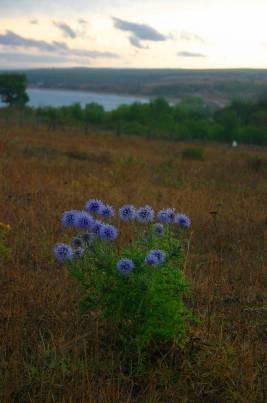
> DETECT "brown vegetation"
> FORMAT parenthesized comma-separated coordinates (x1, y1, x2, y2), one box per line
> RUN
(0, 125, 266, 402)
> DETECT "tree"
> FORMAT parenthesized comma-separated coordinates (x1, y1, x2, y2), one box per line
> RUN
(214, 107, 241, 142)
(0, 73, 29, 106)
(84, 103, 105, 124)
(179, 96, 210, 117)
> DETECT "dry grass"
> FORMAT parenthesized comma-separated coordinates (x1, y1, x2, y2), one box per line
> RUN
(0, 125, 266, 402)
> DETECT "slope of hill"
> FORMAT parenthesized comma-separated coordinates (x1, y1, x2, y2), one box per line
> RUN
(0, 124, 265, 401)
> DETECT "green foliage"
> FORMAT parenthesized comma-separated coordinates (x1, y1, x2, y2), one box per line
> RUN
(0, 73, 29, 106)
(4, 91, 267, 145)
(182, 147, 204, 160)
(68, 225, 191, 365)
(120, 120, 148, 136)
(84, 102, 105, 125)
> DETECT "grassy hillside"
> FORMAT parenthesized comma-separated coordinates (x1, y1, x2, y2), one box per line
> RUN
(0, 125, 266, 402)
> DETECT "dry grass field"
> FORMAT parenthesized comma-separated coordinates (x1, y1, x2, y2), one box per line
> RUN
(0, 125, 266, 402)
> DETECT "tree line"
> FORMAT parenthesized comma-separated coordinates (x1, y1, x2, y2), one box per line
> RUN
(0, 73, 267, 145)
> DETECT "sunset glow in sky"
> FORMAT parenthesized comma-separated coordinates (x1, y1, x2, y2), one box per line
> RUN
(1, 0, 267, 69)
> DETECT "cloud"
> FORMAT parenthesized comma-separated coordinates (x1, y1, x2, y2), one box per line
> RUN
(77, 18, 89, 37)
(54, 19, 89, 39)
(0, 30, 118, 59)
(113, 17, 168, 48)
(0, 51, 80, 65)
(178, 51, 206, 58)
(0, 30, 66, 52)
(129, 35, 148, 49)
(72, 49, 117, 58)
(180, 31, 205, 43)
(0, 0, 124, 17)
(53, 21, 77, 38)
(78, 18, 88, 25)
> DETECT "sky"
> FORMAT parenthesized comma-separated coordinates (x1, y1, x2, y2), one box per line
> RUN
(1, 0, 267, 69)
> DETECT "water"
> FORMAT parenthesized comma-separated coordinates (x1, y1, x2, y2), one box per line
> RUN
(24, 88, 149, 111)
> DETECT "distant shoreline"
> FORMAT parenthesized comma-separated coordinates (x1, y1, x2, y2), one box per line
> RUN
(27, 86, 151, 102)
(27, 86, 228, 107)
(23, 67, 266, 108)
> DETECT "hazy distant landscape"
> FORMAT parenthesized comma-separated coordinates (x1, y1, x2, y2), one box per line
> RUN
(0, 87, 148, 110)
(15, 67, 267, 106)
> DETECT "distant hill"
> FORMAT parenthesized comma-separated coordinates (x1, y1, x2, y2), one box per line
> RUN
(6, 68, 267, 106)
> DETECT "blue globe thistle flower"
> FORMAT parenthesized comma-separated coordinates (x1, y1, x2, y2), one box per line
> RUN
(145, 249, 166, 266)
(81, 232, 94, 245)
(99, 224, 118, 241)
(100, 204, 115, 219)
(157, 208, 176, 224)
(145, 253, 159, 266)
(61, 210, 79, 227)
(73, 247, 85, 259)
(151, 249, 166, 264)
(136, 205, 155, 224)
(85, 199, 104, 214)
(75, 211, 94, 229)
(118, 204, 136, 221)
(71, 236, 83, 249)
(53, 243, 73, 262)
(91, 220, 103, 236)
(117, 258, 135, 275)
(174, 213, 191, 228)
(153, 223, 164, 236)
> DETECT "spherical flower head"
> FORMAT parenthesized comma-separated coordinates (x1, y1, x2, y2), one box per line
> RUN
(99, 224, 118, 241)
(153, 223, 164, 236)
(174, 213, 191, 228)
(75, 211, 94, 229)
(91, 220, 103, 236)
(73, 247, 85, 259)
(71, 236, 83, 249)
(157, 208, 176, 224)
(145, 249, 166, 266)
(145, 253, 159, 266)
(118, 204, 136, 222)
(81, 232, 94, 245)
(136, 205, 155, 224)
(100, 204, 115, 219)
(85, 199, 104, 214)
(53, 243, 73, 262)
(117, 258, 135, 275)
(61, 210, 79, 227)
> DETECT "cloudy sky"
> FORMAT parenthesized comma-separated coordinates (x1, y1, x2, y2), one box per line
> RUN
(1, 0, 267, 69)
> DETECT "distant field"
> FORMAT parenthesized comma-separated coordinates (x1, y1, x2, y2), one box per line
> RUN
(0, 125, 266, 402)
(10, 67, 267, 106)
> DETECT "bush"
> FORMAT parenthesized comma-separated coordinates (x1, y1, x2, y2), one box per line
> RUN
(182, 147, 204, 160)
(53, 202, 192, 368)
(21, 145, 60, 159)
(121, 120, 148, 136)
(64, 150, 112, 164)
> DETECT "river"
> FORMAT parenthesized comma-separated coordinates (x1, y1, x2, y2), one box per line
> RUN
(24, 88, 149, 111)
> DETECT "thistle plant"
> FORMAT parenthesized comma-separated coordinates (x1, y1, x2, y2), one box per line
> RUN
(53, 200, 192, 364)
